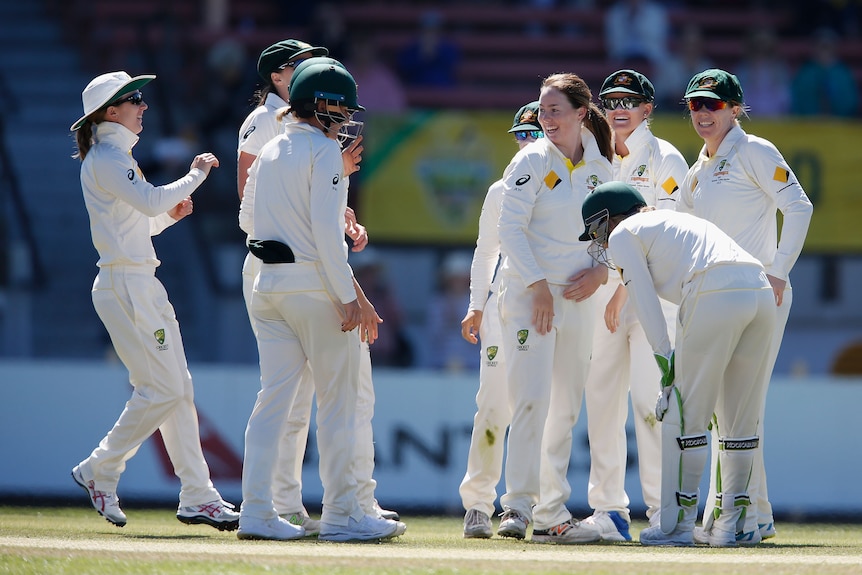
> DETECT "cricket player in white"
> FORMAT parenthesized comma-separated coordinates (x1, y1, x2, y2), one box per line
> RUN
(70, 71, 238, 530)
(238, 59, 401, 542)
(580, 182, 776, 547)
(677, 69, 813, 544)
(582, 70, 689, 540)
(496, 73, 612, 544)
(459, 102, 543, 538)
(236, 41, 395, 533)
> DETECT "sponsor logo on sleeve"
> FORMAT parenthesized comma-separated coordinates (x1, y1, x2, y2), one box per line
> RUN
(515, 174, 531, 186)
(773, 166, 790, 183)
(662, 176, 679, 195)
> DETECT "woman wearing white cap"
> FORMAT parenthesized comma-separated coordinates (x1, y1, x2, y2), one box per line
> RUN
(580, 69, 689, 541)
(679, 68, 812, 546)
(70, 71, 239, 530)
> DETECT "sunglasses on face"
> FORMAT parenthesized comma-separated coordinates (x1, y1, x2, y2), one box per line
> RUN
(686, 97, 729, 112)
(600, 97, 645, 110)
(109, 91, 144, 107)
(514, 130, 543, 141)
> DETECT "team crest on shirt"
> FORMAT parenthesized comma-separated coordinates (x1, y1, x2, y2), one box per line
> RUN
(712, 159, 731, 183)
(516, 329, 530, 351)
(486, 346, 499, 365)
(587, 174, 600, 190)
(630, 164, 649, 183)
(154, 328, 169, 351)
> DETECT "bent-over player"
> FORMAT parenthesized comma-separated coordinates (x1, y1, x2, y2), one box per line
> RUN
(580, 182, 776, 547)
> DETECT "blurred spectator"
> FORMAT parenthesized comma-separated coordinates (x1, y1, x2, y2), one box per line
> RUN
(426, 251, 479, 372)
(790, 28, 859, 117)
(345, 35, 407, 114)
(604, 0, 670, 69)
(196, 38, 257, 198)
(735, 28, 792, 117)
(307, 1, 350, 62)
(350, 248, 414, 368)
(791, 0, 861, 39)
(652, 23, 713, 110)
(396, 10, 461, 87)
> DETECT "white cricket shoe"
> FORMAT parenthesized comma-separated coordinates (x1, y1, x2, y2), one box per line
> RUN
(318, 514, 401, 542)
(497, 509, 529, 539)
(463, 508, 492, 539)
(639, 525, 694, 546)
(582, 511, 632, 542)
(237, 515, 305, 540)
(531, 518, 601, 544)
(71, 465, 126, 527)
(373, 499, 400, 521)
(280, 511, 321, 537)
(694, 525, 762, 546)
(177, 499, 239, 531)
(759, 522, 777, 539)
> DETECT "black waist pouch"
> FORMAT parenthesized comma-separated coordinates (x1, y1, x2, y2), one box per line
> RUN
(248, 239, 296, 264)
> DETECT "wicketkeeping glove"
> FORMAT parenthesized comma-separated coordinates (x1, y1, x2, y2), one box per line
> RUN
(655, 385, 675, 422)
(654, 351, 675, 422)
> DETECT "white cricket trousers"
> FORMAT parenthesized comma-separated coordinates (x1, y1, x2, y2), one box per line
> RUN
(80, 265, 220, 506)
(243, 252, 313, 516)
(585, 275, 675, 523)
(672, 267, 776, 501)
(243, 262, 363, 526)
(242, 253, 378, 517)
(498, 275, 595, 530)
(702, 284, 791, 532)
(459, 290, 511, 518)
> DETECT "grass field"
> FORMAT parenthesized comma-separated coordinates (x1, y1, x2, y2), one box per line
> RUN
(1, 506, 861, 575)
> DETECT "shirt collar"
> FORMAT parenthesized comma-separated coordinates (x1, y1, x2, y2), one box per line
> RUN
(93, 121, 139, 151)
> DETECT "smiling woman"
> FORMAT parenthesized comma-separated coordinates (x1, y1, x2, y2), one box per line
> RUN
(69, 70, 237, 532)
(493, 72, 613, 544)
(678, 68, 813, 545)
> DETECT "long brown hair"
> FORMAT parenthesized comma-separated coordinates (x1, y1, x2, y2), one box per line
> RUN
(72, 110, 108, 161)
(541, 73, 613, 162)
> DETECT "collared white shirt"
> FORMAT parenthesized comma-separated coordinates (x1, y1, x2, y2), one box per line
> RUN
(246, 121, 355, 304)
(499, 126, 613, 286)
(81, 122, 206, 268)
(613, 121, 688, 211)
(679, 124, 813, 280)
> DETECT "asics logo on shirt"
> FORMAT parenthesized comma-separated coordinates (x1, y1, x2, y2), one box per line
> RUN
(515, 175, 531, 186)
(243, 125, 256, 140)
(127, 169, 135, 181)
(332, 174, 340, 185)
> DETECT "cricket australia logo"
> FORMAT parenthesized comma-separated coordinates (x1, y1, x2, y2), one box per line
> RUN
(637, 164, 647, 176)
(486, 346, 499, 366)
(587, 174, 599, 190)
(713, 159, 731, 181)
(516, 329, 530, 351)
(154, 328, 169, 351)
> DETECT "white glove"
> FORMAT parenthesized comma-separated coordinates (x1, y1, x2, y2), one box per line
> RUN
(655, 384, 674, 422)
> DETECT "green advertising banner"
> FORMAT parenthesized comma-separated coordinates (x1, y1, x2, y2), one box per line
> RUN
(359, 112, 862, 252)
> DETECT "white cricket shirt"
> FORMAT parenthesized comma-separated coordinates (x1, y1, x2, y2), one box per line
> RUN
(81, 122, 207, 268)
(609, 209, 764, 357)
(678, 124, 813, 281)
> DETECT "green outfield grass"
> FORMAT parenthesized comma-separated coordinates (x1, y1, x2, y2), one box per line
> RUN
(1, 506, 861, 574)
